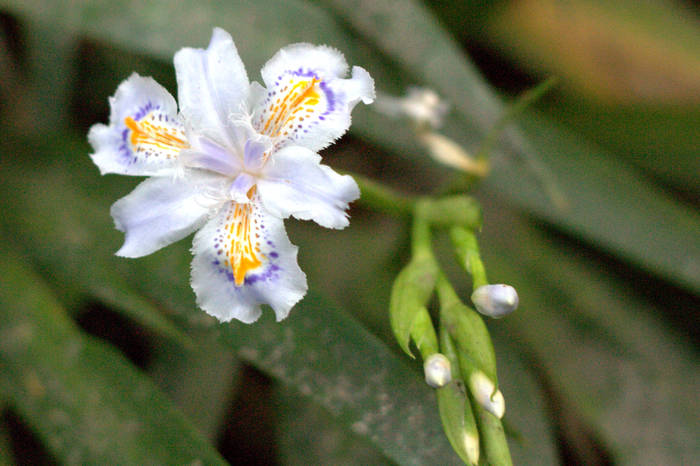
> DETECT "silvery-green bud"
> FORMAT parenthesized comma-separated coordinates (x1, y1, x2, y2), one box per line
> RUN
(471, 284, 519, 318)
(469, 371, 505, 419)
(424, 353, 452, 388)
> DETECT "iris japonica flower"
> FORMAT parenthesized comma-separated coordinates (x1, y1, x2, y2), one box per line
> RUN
(88, 28, 375, 323)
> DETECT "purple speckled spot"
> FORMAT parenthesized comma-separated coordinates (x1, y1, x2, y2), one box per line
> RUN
(245, 263, 282, 285)
(133, 101, 157, 121)
(244, 274, 260, 285)
(269, 252, 278, 258)
(318, 81, 336, 112)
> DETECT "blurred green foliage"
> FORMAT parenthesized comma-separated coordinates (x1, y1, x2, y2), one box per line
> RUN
(0, 0, 698, 464)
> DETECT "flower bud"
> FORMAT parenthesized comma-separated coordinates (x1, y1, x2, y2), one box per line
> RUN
(469, 371, 505, 419)
(424, 353, 452, 388)
(375, 87, 449, 128)
(463, 430, 480, 465)
(436, 327, 481, 465)
(418, 131, 489, 176)
(471, 284, 519, 318)
(389, 256, 439, 356)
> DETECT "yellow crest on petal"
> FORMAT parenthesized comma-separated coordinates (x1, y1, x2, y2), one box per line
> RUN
(124, 111, 188, 160)
(257, 75, 325, 141)
(218, 199, 265, 286)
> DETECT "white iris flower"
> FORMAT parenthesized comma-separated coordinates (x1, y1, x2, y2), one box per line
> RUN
(88, 28, 375, 323)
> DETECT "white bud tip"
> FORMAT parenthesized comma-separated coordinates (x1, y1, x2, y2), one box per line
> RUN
(463, 432, 480, 464)
(470, 371, 505, 419)
(471, 284, 519, 318)
(423, 353, 452, 388)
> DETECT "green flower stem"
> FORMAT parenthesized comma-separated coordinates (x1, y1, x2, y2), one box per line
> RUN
(438, 325, 480, 465)
(469, 397, 513, 466)
(351, 172, 414, 217)
(435, 174, 480, 197)
(436, 273, 498, 385)
(351, 173, 481, 230)
(474, 76, 559, 161)
(410, 307, 439, 359)
(449, 227, 488, 290)
(421, 196, 482, 230)
(412, 199, 434, 258)
(435, 271, 461, 308)
(454, 341, 511, 466)
(436, 77, 565, 209)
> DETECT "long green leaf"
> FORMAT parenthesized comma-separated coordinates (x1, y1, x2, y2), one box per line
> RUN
(0, 241, 226, 465)
(489, 330, 559, 466)
(0, 135, 192, 348)
(317, 0, 700, 293)
(479, 199, 700, 465)
(274, 388, 392, 465)
(148, 335, 241, 441)
(218, 292, 457, 465)
(537, 99, 700, 197)
(500, 112, 700, 293)
(0, 132, 459, 464)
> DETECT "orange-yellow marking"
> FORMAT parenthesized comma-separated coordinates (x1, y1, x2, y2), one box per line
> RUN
(227, 198, 264, 286)
(262, 78, 321, 137)
(124, 115, 188, 156)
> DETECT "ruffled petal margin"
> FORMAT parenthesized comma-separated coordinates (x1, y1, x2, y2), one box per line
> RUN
(190, 197, 307, 323)
(252, 44, 375, 153)
(88, 74, 186, 176)
(257, 146, 360, 229)
(111, 171, 222, 257)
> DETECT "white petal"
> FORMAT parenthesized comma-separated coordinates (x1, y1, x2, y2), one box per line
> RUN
(174, 28, 249, 147)
(191, 198, 307, 323)
(111, 171, 222, 258)
(344, 66, 376, 106)
(88, 73, 186, 176)
(260, 43, 348, 85)
(252, 44, 375, 152)
(257, 146, 360, 229)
